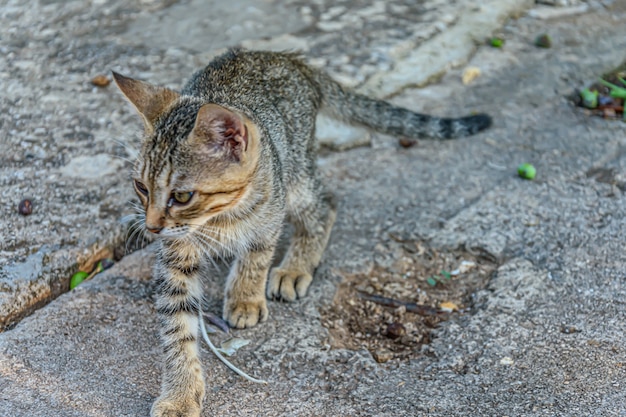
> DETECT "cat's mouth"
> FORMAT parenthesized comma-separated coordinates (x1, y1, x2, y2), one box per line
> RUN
(151, 226, 190, 240)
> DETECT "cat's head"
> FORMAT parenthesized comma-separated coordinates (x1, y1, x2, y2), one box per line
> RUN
(113, 72, 259, 240)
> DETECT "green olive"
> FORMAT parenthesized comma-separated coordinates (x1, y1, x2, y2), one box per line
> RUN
(489, 37, 504, 48)
(534, 34, 551, 48)
(517, 163, 536, 180)
(70, 271, 89, 290)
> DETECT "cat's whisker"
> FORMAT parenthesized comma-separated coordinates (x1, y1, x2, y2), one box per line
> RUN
(125, 217, 147, 254)
(190, 231, 232, 265)
(188, 234, 223, 272)
(128, 202, 145, 214)
(111, 138, 140, 155)
(190, 227, 230, 250)
(103, 137, 144, 168)
(106, 152, 137, 166)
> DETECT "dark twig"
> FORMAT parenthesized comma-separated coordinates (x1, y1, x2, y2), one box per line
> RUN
(202, 311, 230, 334)
(357, 292, 448, 317)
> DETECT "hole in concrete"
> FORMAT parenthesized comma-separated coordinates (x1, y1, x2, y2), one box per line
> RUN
(320, 240, 498, 362)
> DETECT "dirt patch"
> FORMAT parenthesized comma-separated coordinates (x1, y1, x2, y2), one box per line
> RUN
(321, 240, 498, 362)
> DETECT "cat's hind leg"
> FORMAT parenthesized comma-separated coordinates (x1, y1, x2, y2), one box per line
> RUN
(267, 176, 336, 302)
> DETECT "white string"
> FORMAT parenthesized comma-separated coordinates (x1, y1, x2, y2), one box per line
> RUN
(198, 308, 268, 385)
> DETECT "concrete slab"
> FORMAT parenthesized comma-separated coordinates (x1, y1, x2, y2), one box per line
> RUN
(0, 0, 531, 330)
(3, 1, 626, 417)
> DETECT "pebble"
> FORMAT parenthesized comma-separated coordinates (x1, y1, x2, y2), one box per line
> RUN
(373, 349, 394, 363)
(18, 199, 33, 216)
(399, 138, 417, 148)
(385, 322, 406, 339)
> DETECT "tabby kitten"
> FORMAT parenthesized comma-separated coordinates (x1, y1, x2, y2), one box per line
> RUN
(113, 49, 491, 417)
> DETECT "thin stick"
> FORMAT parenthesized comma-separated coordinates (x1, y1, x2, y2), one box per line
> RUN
(198, 308, 268, 385)
(357, 292, 448, 317)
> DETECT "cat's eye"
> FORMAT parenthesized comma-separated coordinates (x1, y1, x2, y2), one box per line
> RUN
(134, 180, 149, 196)
(172, 191, 193, 205)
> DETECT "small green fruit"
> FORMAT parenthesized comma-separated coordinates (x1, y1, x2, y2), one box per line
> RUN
(489, 37, 504, 48)
(534, 34, 551, 48)
(70, 271, 89, 290)
(517, 163, 536, 180)
(580, 88, 598, 109)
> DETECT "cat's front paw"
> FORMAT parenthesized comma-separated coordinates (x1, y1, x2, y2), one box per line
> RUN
(267, 268, 312, 302)
(151, 396, 201, 417)
(224, 297, 268, 328)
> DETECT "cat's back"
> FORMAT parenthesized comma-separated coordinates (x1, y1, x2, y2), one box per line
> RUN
(181, 49, 320, 106)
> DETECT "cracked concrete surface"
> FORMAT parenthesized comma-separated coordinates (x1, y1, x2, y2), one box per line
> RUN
(0, 0, 529, 330)
(2, 0, 626, 416)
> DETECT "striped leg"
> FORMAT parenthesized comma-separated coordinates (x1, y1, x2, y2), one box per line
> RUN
(268, 183, 336, 302)
(151, 244, 205, 417)
(223, 246, 275, 329)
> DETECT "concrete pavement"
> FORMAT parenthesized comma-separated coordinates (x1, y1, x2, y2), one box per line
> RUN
(2, 0, 626, 416)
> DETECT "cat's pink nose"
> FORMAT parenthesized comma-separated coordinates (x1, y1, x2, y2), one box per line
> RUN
(147, 226, 163, 234)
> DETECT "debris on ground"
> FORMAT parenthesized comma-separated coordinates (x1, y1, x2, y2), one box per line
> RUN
(203, 311, 230, 334)
(534, 33, 552, 48)
(321, 242, 497, 361)
(576, 64, 626, 121)
(91, 75, 111, 87)
(69, 271, 89, 290)
(17, 199, 33, 216)
(489, 37, 504, 48)
(398, 138, 417, 148)
(217, 338, 250, 357)
(69, 258, 115, 290)
(462, 66, 481, 85)
(518, 163, 537, 180)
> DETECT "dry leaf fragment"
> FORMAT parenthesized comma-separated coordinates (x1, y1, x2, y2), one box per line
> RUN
(439, 301, 459, 312)
(462, 67, 481, 85)
(217, 338, 250, 357)
(91, 74, 111, 87)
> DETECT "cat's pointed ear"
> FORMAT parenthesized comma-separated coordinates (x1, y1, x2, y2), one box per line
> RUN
(112, 71, 180, 134)
(191, 104, 249, 162)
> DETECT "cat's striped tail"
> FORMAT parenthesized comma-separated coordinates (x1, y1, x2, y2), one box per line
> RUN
(311, 68, 492, 140)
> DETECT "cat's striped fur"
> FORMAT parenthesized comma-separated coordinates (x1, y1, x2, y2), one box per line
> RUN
(114, 49, 491, 417)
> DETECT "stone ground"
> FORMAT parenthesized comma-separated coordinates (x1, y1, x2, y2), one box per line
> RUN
(2, 0, 626, 416)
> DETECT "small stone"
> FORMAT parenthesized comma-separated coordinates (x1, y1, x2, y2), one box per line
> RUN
(385, 322, 406, 339)
(399, 138, 417, 148)
(500, 356, 514, 365)
(91, 74, 111, 87)
(560, 325, 579, 334)
(373, 349, 394, 363)
(18, 199, 33, 215)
